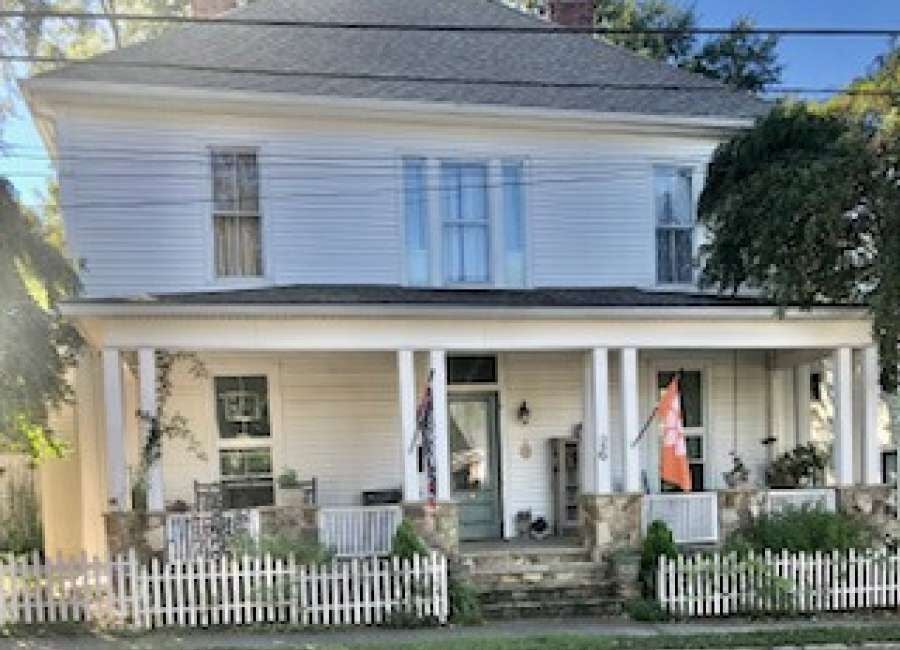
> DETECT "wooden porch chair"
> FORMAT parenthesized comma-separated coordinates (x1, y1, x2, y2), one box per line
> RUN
(194, 480, 224, 512)
(296, 477, 317, 505)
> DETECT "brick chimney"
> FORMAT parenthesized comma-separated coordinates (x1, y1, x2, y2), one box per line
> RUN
(191, 0, 238, 18)
(547, 0, 594, 28)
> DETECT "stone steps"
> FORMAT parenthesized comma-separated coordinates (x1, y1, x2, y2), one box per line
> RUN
(458, 542, 623, 619)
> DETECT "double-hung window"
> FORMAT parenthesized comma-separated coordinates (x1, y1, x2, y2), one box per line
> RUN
(212, 150, 262, 278)
(654, 166, 695, 285)
(657, 370, 705, 492)
(441, 162, 490, 284)
(403, 158, 429, 286)
(215, 375, 274, 508)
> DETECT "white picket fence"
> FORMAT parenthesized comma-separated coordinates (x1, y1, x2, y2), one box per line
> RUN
(166, 510, 261, 560)
(0, 549, 448, 628)
(318, 506, 403, 557)
(658, 548, 900, 617)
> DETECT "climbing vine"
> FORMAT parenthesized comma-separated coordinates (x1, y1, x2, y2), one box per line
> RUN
(136, 350, 207, 487)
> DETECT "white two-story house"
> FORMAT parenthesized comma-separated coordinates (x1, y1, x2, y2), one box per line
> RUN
(23, 0, 891, 560)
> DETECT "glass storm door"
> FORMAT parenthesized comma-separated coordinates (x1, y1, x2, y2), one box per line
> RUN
(448, 393, 501, 540)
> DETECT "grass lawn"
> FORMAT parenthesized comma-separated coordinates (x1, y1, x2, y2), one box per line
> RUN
(308, 626, 900, 650)
(9, 621, 900, 650)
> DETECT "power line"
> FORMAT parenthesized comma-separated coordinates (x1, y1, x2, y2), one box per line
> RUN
(1, 11, 898, 37)
(0, 172, 648, 210)
(4, 54, 899, 98)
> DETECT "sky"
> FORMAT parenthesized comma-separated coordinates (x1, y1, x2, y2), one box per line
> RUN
(3, 0, 899, 209)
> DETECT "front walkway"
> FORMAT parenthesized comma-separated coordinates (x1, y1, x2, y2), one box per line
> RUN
(5, 616, 900, 650)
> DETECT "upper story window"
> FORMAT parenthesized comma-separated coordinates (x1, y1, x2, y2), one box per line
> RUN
(502, 161, 526, 287)
(403, 158, 429, 286)
(441, 162, 490, 284)
(654, 166, 695, 285)
(403, 157, 526, 288)
(212, 150, 262, 278)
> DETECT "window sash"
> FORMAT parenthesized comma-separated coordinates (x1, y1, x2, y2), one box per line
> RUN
(215, 375, 271, 439)
(212, 150, 262, 278)
(654, 166, 694, 285)
(441, 162, 490, 284)
(403, 158, 429, 285)
(502, 161, 526, 287)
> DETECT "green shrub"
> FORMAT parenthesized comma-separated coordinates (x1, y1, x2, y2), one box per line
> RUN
(228, 530, 331, 564)
(723, 506, 877, 555)
(391, 519, 428, 559)
(624, 598, 670, 622)
(448, 572, 483, 624)
(640, 520, 677, 597)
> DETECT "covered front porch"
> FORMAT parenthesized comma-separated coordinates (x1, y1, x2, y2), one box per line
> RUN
(50, 301, 887, 559)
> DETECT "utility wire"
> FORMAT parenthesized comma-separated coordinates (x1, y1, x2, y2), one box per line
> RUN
(0, 172, 645, 210)
(4, 54, 899, 97)
(1, 11, 899, 37)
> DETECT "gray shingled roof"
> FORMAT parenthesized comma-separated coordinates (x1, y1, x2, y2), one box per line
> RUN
(36, 0, 768, 119)
(71, 284, 772, 308)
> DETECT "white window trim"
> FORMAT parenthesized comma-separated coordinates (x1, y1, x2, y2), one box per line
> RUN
(207, 363, 282, 505)
(645, 361, 712, 493)
(400, 153, 530, 289)
(206, 145, 271, 287)
(649, 162, 705, 290)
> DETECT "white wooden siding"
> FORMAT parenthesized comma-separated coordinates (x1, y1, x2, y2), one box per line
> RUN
(57, 108, 721, 297)
(161, 352, 402, 507)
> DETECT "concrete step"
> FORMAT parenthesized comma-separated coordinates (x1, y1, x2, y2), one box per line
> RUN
(476, 583, 619, 604)
(459, 547, 592, 572)
(480, 596, 623, 619)
(468, 569, 611, 591)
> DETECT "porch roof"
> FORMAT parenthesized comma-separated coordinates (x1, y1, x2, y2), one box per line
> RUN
(61, 285, 872, 352)
(69, 284, 785, 310)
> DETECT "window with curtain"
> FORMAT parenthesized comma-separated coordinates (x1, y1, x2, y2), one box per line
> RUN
(441, 161, 490, 284)
(403, 158, 429, 285)
(212, 150, 262, 278)
(502, 161, 526, 287)
(654, 166, 694, 285)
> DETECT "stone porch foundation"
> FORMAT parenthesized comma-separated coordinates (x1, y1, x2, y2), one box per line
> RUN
(579, 493, 642, 562)
(401, 501, 459, 557)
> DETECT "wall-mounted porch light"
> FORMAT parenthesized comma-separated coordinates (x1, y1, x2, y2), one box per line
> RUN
(517, 401, 531, 425)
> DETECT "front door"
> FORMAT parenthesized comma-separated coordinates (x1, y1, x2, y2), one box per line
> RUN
(448, 393, 501, 540)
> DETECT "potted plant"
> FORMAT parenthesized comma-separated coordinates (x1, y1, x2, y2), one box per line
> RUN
(722, 452, 750, 488)
(276, 468, 314, 507)
(765, 443, 829, 488)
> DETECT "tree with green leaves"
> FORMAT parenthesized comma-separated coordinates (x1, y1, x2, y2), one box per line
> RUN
(686, 17, 782, 92)
(0, 179, 82, 457)
(596, 0, 695, 64)
(510, 0, 783, 92)
(698, 49, 900, 389)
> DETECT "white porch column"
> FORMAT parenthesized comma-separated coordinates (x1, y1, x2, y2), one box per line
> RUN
(397, 350, 419, 500)
(794, 363, 812, 447)
(138, 348, 163, 511)
(833, 347, 854, 486)
(429, 350, 450, 501)
(621, 347, 641, 493)
(586, 348, 611, 493)
(862, 345, 881, 485)
(102, 348, 128, 511)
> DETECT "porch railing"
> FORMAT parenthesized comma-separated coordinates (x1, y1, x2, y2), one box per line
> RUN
(765, 488, 836, 514)
(642, 492, 719, 544)
(166, 509, 260, 560)
(318, 505, 403, 557)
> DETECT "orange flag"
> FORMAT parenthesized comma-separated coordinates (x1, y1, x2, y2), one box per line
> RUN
(658, 377, 692, 492)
